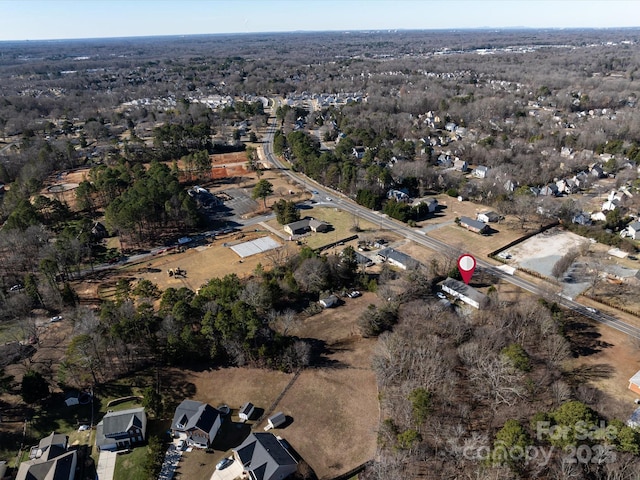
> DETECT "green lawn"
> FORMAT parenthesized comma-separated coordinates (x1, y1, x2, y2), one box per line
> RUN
(267, 205, 382, 250)
(2, 368, 169, 477)
(114, 445, 148, 480)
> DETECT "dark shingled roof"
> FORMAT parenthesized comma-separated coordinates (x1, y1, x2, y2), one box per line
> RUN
(16, 432, 75, 480)
(172, 400, 220, 434)
(234, 433, 297, 480)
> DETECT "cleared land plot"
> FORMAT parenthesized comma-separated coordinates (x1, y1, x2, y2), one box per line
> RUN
(421, 195, 537, 258)
(126, 232, 284, 292)
(506, 228, 590, 277)
(166, 294, 380, 480)
(566, 317, 640, 412)
(263, 293, 380, 480)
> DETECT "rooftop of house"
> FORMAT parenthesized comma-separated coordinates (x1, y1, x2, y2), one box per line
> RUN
(234, 433, 297, 480)
(440, 277, 489, 306)
(172, 400, 220, 433)
(459, 216, 489, 231)
(378, 247, 420, 269)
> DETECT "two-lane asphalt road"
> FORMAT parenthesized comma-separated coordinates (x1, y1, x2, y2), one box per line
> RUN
(262, 116, 640, 340)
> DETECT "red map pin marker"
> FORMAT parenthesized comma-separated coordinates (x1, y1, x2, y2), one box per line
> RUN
(457, 254, 476, 284)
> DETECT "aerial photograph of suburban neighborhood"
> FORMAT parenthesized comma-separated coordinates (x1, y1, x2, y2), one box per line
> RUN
(3, 1, 640, 479)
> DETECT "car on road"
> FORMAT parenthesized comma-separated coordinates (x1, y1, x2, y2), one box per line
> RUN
(326, 196, 332, 201)
(311, 190, 319, 194)
(49, 315, 63, 323)
(585, 307, 599, 314)
(216, 457, 234, 470)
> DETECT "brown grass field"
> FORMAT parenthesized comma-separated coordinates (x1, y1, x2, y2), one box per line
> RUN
(123, 233, 282, 293)
(163, 293, 381, 480)
(271, 295, 380, 479)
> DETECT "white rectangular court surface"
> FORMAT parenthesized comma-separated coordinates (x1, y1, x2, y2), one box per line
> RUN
(230, 236, 281, 258)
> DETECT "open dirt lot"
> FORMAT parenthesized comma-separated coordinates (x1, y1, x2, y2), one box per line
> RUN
(122, 232, 287, 293)
(505, 228, 590, 277)
(563, 311, 640, 428)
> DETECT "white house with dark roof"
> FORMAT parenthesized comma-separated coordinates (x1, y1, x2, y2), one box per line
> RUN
(590, 164, 605, 178)
(352, 146, 365, 159)
(477, 211, 500, 223)
(377, 248, 420, 270)
(440, 277, 489, 309)
(171, 400, 222, 448)
(473, 165, 489, 178)
(17, 432, 77, 480)
(453, 159, 468, 172)
(233, 432, 297, 480)
(627, 221, 640, 240)
(539, 184, 559, 196)
(96, 407, 146, 451)
(239, 402, 255, 422)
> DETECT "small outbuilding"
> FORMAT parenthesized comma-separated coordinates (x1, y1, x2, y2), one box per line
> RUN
(319, 295, 339, 308)
(477, 211, 500, 223)
(239, 402, 255, 422)
(265, 412, 287, 430)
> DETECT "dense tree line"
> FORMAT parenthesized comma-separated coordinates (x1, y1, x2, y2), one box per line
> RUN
(361, 269, 640, 479)
(58, 245, 362, 386)
(104, 161, 199, 244)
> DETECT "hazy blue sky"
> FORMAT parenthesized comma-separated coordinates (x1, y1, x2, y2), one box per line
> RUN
(1, 0, 640, 41)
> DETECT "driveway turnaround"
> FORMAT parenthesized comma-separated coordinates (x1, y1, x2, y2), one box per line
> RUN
(96, 450, 117, 480)
(210, 457, 243, 480)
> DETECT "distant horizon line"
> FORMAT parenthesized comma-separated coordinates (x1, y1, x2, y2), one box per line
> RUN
(2, 25, 640, 43)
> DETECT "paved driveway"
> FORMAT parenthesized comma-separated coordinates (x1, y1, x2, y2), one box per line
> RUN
(210, 456, 242, 480)
(158, 443, 183, 480)
(96, 450, 117, 480)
